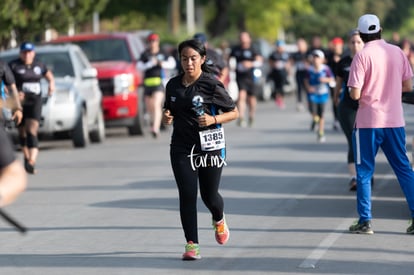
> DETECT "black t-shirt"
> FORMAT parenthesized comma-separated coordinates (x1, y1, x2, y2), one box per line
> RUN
(206, 48, 226, 77)
(336, 55, 358, 110)
(8, 58, 48, 92)
(0, 61, 16, 86)
(290, 51, 309, 72)
(230, 45, 260, 79)
(139, 49, 170, 79)
(326, 50, 345, 77)
(269, 51, 289, 73)
(164, 72, 236, 153)
(0, 126, 15, 169)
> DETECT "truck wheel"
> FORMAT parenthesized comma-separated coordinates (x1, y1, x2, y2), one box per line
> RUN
(90, 107, 105, 143)
(127, 111, 144, 136)
(72, 108, 90, 148)
(127, 88, 144, 136)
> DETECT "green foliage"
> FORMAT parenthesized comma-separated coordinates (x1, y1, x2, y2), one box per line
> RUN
(288, 0, 395, 42)
(0, 0, 27, 48)
(2, 0, 414, 50)
(0, 0, 108, 48)
(225, 0, 313, 41)
(397, 6, 414, 38)
(384, 0, 414, 38)
(102, 11, 163, 32)
(101, 0, 169, 18)
(245, 0, 312, 40)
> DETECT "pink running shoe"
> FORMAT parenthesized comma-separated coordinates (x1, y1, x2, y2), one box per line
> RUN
(182, 241, 201, 260)
(213, 216, 230, 245)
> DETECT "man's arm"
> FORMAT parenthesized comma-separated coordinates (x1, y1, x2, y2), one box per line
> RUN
(8, 84, 23, 125)
(2, 62, 21, 109)
(1, 63, 23, 124)
(333, 76, 344, 106)
(45, 70, 55, 96)
(349, 87, 361, 100)
(402, 78, 413, 92)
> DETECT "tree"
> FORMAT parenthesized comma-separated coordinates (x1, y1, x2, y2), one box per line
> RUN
(0, 0, 108, 48)
(0, 0, 28, 48)
(2, 0, 414, 49)
(207, 0, 313, 41)
(384, 0, 414, 38)
(207, 0, 231, 38)
(287, 0, 394, 42)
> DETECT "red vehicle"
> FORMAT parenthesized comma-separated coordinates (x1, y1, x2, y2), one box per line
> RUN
(50, 32, 146, 135)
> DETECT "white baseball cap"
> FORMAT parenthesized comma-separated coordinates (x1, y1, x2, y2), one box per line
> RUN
(358, 14, 381, 34)
(312, 49, 325, 59)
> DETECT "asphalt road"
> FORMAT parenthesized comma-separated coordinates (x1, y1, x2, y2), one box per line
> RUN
(1, 95, 414, 275)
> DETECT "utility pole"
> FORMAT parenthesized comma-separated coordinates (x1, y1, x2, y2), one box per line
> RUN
(171, 0, 180, 35)
(186, 0, 195, 35)
(93, 12, 100, 33)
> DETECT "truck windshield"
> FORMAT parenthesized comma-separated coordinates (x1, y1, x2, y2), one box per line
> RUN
(74, 39, 131, 63)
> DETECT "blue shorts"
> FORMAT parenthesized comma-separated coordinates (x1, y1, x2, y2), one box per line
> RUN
(308, 93, 329, 104)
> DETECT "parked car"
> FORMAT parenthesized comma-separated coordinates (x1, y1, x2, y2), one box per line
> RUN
(0, 44, 105, 148)
(49, 32, 146, 136)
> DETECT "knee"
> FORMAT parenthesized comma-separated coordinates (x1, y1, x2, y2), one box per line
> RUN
(26, 133, 39, 148)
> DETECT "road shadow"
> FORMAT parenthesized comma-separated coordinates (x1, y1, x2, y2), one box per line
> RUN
(0, 253, 412, 274)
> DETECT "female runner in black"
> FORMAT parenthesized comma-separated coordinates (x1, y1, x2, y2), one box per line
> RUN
(163, 39, 239, 260)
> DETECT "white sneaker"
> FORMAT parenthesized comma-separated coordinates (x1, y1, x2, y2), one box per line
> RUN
(318, 135, 326, 143)
(296, 103, 305, 112)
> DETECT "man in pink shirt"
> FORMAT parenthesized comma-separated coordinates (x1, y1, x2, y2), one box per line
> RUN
(348, 14, 414, 234)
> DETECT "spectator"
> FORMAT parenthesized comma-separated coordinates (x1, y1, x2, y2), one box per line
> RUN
(348, 14, 414, 234)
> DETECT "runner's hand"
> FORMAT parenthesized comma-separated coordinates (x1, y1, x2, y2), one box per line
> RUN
(163, 109, 173, 125)
(12, 110, 23, 126)
(198, 114, 215, 127)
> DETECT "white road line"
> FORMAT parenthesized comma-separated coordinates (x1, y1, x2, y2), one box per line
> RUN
(298, 219, 352, 269)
